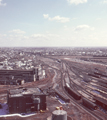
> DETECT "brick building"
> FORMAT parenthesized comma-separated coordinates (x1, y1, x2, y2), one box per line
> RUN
(7, 87, 47, 113)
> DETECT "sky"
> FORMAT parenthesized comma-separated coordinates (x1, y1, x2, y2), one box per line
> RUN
(0, 0, 107, 47)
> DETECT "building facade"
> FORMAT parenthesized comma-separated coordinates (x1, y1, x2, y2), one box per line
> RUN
(7, 87, 47, 113)
(0, 68, 39, 85)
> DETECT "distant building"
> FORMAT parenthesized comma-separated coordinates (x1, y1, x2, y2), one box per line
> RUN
(0, 68, 39, 85)
(7, 87, 47, 113)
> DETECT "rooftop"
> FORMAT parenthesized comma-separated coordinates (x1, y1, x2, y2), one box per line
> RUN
(0, 69, 36, 74)
(8, 87, 44, 97)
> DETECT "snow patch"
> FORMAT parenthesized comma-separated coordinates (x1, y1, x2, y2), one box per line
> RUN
(0, 103, 9, 115)
(0, 103, 36, 118)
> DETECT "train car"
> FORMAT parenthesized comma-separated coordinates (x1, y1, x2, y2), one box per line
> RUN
(101, 74, 107, 77)
(54, 89, 70, 103)
(94, 72, 107, 78)
(94, 97, 107, 110)
(94, 72, 107, 77)
(94, 72, 102, 76)
(82, 98, 98, 110)
(64, 83, 81, 100)
(88, 73, 100, 78)
(98, 79, 107, 84)
(98, 82, 107, 88)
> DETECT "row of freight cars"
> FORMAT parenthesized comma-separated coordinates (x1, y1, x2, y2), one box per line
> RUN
(88, 72, 107, 88)
(88, 71, 107, 79)
(94, 71, 107, 78)
(64, 83, 98, 110)
(54, 89, 70, 103)
(88, 73, 100, 78)
(54, 83, 107, 111)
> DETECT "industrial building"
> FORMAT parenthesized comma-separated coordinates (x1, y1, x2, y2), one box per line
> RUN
(0, 68, 39, 85)
(7, 87, 47, 113)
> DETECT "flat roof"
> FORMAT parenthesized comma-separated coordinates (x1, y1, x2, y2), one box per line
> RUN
(0, 69, 35, 75)
(9, 87, 45, 98)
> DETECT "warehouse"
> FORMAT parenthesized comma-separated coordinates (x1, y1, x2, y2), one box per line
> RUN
(0, 68, 39, 85)
(7, 87, 47, 113)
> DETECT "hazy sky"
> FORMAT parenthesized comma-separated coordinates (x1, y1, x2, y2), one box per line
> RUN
(0, 0, 107, 47)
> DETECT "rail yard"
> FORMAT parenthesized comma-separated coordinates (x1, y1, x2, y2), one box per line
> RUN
(0, 47, 107, 120)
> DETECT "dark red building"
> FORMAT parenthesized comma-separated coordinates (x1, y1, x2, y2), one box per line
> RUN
(7, 87, 47, 113)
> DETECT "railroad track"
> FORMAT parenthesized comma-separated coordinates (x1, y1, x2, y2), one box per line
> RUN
(39, 56, 107, 119)
(61, 61, 107, 120)
(65, 61, 107, 99)
(32, 56, 107, 119)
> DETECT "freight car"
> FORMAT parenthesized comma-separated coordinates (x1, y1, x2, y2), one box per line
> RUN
(97, 79, 107, 84)
(64, 83, 81, 100)
(88, 73, 100, 78)
(94, 72, 107, 78)
(94, 97, 107, 110)
(82, 98, 98, 110)
(98, 82, 107, 88)
(94, 72, 102, 76)
(54, 89, 70, 103)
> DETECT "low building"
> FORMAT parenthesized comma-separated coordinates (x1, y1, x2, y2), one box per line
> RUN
(7, 87, 47, 113)
(0, 68, 39, 85)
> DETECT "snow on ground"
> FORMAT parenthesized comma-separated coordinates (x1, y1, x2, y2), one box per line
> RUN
(0, 113, 36, 118)
(0, 103, 36, 118)
(0, 103, 9, 115)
